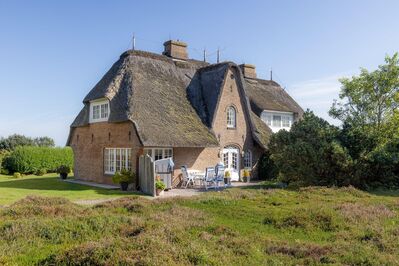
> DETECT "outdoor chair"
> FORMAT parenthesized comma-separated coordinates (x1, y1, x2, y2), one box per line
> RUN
(214, 162, 225, 190)
(204, 167, 216, 190)
(181, 165, 195, 189)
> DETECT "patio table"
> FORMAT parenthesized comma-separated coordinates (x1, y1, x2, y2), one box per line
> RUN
(187, 170, 205, 187)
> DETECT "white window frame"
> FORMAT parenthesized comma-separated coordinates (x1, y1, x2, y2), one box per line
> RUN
(143, 148, 173, 161)
(104, 148, 132, 175)
(226, 106, 236, 128)
(244, 150, 252, 169)
(89, 98, 110, 123)
(261, 110, 294, 133)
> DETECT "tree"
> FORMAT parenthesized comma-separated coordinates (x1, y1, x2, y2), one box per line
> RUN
(0, 134, 55, 151)
(329, 53, 399, 141)
(34, 137, 55, 147)
(269, 111, 352, 186)
(0, 134, 35, 151)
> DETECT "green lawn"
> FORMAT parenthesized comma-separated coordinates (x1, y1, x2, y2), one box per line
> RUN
(0, 173, 137, 205)
(0, 185, 398, 265)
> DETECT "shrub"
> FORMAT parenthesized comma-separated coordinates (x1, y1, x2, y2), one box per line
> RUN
(56, 165, 71, 174)
(258, 151, 277, 180)
(13, 172, 22, 179)
(4, 146, 73, 174)
(112, 169, 135, 184)
(0, 149, 10, 174)
(155, 180, 166, 190)
(35, 168, 47, 176)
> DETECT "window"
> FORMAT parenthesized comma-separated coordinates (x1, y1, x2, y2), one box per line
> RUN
(143, 148, 173, 161)
(244, 151, 252, 169)
(90, 99, 109, 123)
(227, 106, 236, 128)
(272, 115, 281, 127)
(261, 110, 294, 133)
(104, 148, 131, 174)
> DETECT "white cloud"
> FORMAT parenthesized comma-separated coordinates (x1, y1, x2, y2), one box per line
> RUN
(287, 72, 354, 125)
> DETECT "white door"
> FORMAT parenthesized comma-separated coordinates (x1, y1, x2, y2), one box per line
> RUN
(223, 146, 240, 181)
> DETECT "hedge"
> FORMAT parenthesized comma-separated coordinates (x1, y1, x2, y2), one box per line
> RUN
(4, 146, 73, 174)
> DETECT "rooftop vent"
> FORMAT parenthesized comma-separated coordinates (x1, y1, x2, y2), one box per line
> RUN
(239, 64, 257, 79)
(163, 40, 188, 60)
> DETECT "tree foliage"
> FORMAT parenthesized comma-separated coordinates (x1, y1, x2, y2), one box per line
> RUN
(329, 53, 399, 141)
(4, 146, 73, 174)
(0, 134, 55, 151)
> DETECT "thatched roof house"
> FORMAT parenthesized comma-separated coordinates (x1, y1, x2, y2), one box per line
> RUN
(67, 40, 303, 186)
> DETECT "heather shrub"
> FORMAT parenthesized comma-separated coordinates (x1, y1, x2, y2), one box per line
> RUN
(4, 146, 73, 174)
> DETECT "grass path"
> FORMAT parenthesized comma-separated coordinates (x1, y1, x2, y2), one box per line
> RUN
(0, 174, 138, 206)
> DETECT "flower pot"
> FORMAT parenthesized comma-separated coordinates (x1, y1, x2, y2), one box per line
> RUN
(60, 173, 68, 180)
(156, 189, 164, 196)
(120, 182, 129, 191)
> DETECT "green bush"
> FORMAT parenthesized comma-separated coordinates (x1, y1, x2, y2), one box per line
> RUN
(155, 180, 166, 190)
(4, 146, 73, 174)
(112, 169, 135, 184)
(35, 168, 47, 176)
(258, 151, 278, 180)
(56, 165, 71, 175)
(13, 172, 22, 179)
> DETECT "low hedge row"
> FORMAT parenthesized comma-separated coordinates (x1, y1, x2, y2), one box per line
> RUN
(4, 146, 73, 174)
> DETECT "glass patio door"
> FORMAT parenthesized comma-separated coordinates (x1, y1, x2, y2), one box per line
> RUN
(222, 146, 240, 181)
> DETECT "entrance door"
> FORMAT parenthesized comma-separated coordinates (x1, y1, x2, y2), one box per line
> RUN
(223, 146, 240, 181)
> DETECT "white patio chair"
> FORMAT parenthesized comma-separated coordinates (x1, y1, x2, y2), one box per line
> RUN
(214, 162, 225, 190)
(181, 166, 195, 189)
(204, 167, 215, 190)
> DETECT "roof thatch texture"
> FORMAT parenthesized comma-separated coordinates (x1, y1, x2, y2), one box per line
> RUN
(71, 50, 218, 147)
(69, 50, 303, 149)
(244, 78, 303, 116)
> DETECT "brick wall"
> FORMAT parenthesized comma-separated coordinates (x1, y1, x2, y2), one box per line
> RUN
(211, 68, 261, 177)
(69, 121, 142, 185)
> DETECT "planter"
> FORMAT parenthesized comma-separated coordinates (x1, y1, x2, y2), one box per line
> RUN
(120, 182, 129, 191)
(156, 189, 164, 196)
(224, 178, 231, 185)
(60, 173, 68, 180)
(243, 176, 249, 183)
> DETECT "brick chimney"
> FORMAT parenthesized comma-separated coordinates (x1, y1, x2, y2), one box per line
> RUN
(163, 40, 188, 60)
(239, 64, 257, 79)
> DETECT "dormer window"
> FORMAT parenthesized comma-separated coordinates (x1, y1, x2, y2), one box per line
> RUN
(89, 99, 109, 123)
(227, 106, 236, 128)
(261, 110, 293, 133)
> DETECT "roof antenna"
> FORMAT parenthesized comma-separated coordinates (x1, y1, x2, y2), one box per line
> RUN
(132, 34, 136, 50)
(203, 48, 207, 62)
(217, 47, 220, 63)
(270, 68, 273, 81)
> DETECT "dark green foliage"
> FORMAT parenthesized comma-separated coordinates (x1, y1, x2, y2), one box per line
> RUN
(35, 168, 47, 176)
(4, 146, 73, 174)
(0, 134, 55, 151)
(269, 111, 399, 189)
(258, 151, 278, 180)
(269, 111, 352, 186)
(56, 165, 71, 175)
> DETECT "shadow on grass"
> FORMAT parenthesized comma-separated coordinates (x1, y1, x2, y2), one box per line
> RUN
(0, 175, 141, 196)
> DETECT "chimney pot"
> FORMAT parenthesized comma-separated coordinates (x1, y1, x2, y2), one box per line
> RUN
(163, 40, 188, 60)
(239, 64, 257, 79)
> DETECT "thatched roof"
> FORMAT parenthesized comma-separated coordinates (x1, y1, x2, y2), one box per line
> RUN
(244, 78, 303, 116)
(68, 50, 302, 149)
(70, 50, 218, 147)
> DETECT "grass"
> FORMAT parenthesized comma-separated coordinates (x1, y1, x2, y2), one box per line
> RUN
(0, 185, 398, 265)
(0, 173, 137, 205)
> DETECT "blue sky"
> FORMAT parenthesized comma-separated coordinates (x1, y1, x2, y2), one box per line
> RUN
(1, 1, 398, 146)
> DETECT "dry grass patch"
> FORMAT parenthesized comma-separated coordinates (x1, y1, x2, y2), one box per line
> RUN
(338, 202, 395, 223)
